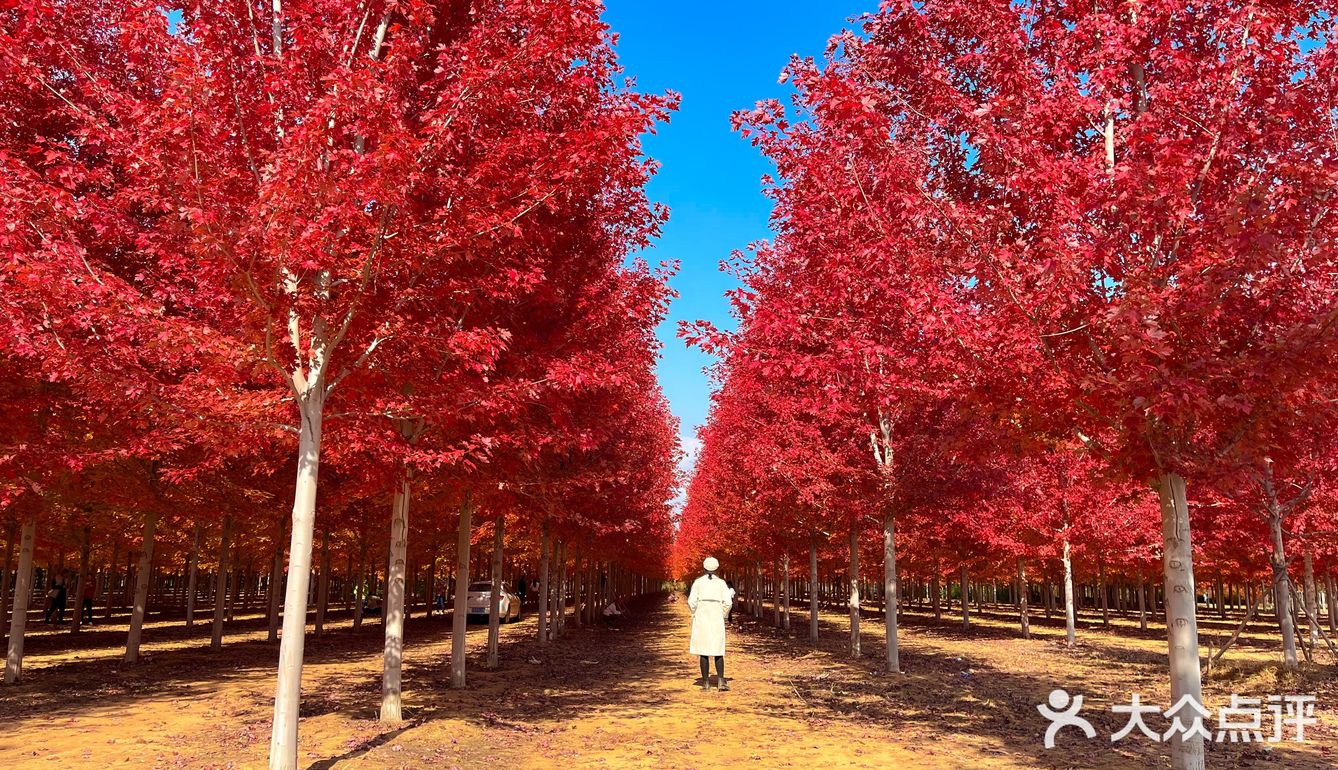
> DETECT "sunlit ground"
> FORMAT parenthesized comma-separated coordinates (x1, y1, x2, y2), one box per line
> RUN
(0, 594, 1332, 769)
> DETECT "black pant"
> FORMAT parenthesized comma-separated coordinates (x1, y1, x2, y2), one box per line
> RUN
(699, 655, 724, 681)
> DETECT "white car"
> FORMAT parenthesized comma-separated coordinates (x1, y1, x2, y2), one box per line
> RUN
(465, 582, 522, 623)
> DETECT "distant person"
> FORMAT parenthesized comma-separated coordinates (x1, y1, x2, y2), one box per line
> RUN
(43, 577, 58, 623)
(726, 580, 737, 623)
(81, 578, 96, 622)
(602, 599, 624, 626)
(434, 590, 446, 615)
(688, 557, 731, 692)
(515, 575, 528, 604)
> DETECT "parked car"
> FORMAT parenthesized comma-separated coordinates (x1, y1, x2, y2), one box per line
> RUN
(464, 582, 522, 623)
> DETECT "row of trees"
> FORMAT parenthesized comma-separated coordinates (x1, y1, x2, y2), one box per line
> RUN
(1, 2, 678, 769)
(675, 3, 1337, 770)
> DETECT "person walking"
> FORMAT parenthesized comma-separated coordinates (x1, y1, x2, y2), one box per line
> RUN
(688, 556, 731, 691)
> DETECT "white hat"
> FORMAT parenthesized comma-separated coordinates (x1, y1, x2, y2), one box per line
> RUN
(703, 556, 719, 572)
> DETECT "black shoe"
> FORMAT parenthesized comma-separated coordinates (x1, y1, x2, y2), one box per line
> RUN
(717, 678, 730, 691)
(699, 678, 710, 692)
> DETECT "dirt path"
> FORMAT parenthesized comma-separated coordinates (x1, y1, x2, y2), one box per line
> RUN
(1, 594, 1332, 769)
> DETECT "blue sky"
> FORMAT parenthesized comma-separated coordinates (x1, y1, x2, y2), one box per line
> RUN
(601, 1, 870, 472)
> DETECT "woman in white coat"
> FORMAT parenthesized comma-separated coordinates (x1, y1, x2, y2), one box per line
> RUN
(687, 556, 732, 691)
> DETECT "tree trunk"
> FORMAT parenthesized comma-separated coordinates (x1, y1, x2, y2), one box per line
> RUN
(1138, 572, 1148, 632)
(848, 526, 860, 659)
(381, 475, 410, 722)
(125, 511, 159, 663)
(185, 524, 201, 628)
(1099, 562, 1109, 627)
(1017, 557, 1030, 640)
(808, 536, 819, 642)
(1156, 472, 1205, 770)
(960, 563, 970, 630)
(932, 570, 942, 620)
(883, 514, 899, 672)
(450, 499, 473, 688)
(1327, 573, 1337, 637)
(212, 516, 233, 650)
(4, 517, 37, 683)
(1268, 512, 1299, 668)
(487, 517, 504, 668)
(353, 532, 367, 631)
(72, 525, 92, 633)
(269, 390, 326, 770)
(1062, 537, 1076, 648)
(0, 520, 15, 626)
(538, 521, 550, 645)
(268, 520, 285, 643)
(782, 552, 791, 631)
(103, 540, 119, 621)
(315, 529, 331, 636)
(1303, 550, 1320, 650)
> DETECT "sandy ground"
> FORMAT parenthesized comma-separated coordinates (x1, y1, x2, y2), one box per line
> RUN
(0, 594, 1333, 769)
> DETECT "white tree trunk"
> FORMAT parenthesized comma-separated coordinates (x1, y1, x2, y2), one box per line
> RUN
(808, 537, 819, 642)
(450, 500, 473, 688)
(538, 521, 550, 645)
(1138, 572, 1148, 631)
(185, 524, 201, 628)
(782, 553, 791, 630)
(1062, 537, 1076, 648)
(848, 526, 860, 658)
(212, 516, 233, 651)
(380, 476, 409, 722)
(883, 514, 899, 672)
(268, 393, 325, 770)
(487, 517, 504, 668)
(1156, 472, 1205, 770)
(4, 517, 37, 684)
(125, 511, 159, 662)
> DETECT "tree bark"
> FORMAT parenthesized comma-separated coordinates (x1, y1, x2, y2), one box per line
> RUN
(487, 517, 504, 668)
(1138, 572, 1149, 632)
(353, 531, 367, 631)
(212, 516, 233, 651)
(185, 524, 201, 628)
(1017, 557, 1030, 640)
(808, 536, 819, 642)
(848, 526, 860, 658)
(538, 521, 550, 646)
(72, 525, 92, 633)
(782, 552, 791, 631)
(4, 517, 37, 683)
(1303, 550, 1320, 650)
(125, 511, 159, 663)
(269, 389, 325, 770)
(1062, 537, 1077, 648)
(960, 562, 970, 630)
(883, 514, 899, 672)
(380, 475, 410, 722)
(1156, 471, 1205, 770)
(1268, 511, 1299, 668)
(450, 499, 473, 688)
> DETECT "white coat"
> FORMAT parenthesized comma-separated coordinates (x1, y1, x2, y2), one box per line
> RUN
(688, 573, 731, 656)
